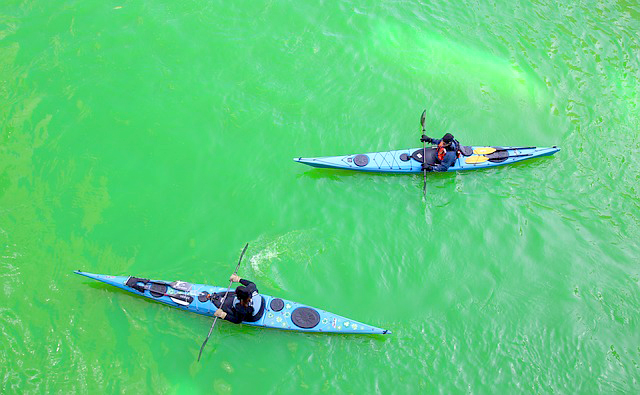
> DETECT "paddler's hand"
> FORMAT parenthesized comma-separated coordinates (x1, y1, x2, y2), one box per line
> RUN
(230, 274, 241, 283)
(422, 163, 433, 172)
(420, 134, 430, 143)
(214, 309, 227, 319)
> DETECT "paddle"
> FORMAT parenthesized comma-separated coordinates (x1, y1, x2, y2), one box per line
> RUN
(465, 153, 532, 164)
(144, 288, 194, 305)
(497, 153, 532, 159)
(473, 147, 497, 155)
(420, 110, 427, 197)
(197, 242, 249, 362)
(473, 146, 536, 155)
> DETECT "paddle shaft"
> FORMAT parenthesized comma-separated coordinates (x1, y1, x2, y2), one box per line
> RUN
(502, 153, 532, 158)
(474, 146, 537, 155)
(197, 242, 249, 362)
(420, 110, 427, 197)
(499, 146, 535, 152)
(422, 140, 427, 197)
(146, 288, 193, 303)
(468, 153, 533, 164)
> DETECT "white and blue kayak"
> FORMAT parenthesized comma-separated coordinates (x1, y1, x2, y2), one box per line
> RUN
(74, 271, 390, 335)
(294, 145, 559, 173)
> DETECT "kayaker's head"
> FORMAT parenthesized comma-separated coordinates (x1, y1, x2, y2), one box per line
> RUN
(442, 133, 454, 145)
(235, 286, 251, 304)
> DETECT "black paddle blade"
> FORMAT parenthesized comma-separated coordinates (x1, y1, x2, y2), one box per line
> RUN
(197, 339, 208, 362)
(237, 243, 249, 267)
(171, 294, 193, 303)
(197, 317, 219, 362)
(420, 110, 426, 129)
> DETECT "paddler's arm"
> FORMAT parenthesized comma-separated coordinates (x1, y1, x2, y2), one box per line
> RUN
(214, 307, 243, 324)
(230, 274, 258, 293)
(432, 151, 457, 172)
(239, 278, 258, 294)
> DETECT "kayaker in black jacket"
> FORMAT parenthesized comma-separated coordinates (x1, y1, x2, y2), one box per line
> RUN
(420, 132, 460, 172)
(213, 274, 262, 324)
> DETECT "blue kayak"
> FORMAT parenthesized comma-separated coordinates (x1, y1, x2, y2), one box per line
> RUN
(294, 145, 559, 173)
(74, 271, 390, 335)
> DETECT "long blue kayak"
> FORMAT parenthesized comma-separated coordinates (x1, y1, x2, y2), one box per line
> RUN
(75, 271, 390, 335)
(294, 145, 559, 173)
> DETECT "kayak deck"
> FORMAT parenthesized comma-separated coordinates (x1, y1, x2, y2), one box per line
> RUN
(294, 145, 559, 173)
(75, 271, 389, 335)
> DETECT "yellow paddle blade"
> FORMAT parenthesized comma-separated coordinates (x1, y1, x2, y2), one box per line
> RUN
(466, 155, 489, 164)
(473, 147, 496, 155)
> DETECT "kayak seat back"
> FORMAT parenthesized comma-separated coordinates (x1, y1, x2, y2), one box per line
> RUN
(246, 297, 266, 322)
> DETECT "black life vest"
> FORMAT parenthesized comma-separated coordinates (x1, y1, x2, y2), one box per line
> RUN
(211, 291, 265, 322)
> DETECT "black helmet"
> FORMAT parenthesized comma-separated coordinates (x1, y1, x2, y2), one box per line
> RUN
(442, 133, 454, 143)
(235, 286, 250, 300)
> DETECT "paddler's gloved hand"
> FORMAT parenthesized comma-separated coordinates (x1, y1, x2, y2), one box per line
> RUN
(420, 134, 430, 143)
(230, 274, 241, 283)
(421, 163, 434, 172)
(214, 309, 227, 319)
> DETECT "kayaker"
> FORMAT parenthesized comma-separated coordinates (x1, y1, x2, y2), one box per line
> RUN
(212, 274, 263, 323)
(420, 132, 460, 172)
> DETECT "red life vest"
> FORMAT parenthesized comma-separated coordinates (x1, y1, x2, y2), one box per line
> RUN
(437, 141, 448, 161)
(437, 141, 461, 162)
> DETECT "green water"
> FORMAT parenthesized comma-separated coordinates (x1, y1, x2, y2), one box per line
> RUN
(2, 0, 639, 393)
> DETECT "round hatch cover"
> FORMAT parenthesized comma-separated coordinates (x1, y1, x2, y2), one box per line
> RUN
(353, 154, 369, 167)
(198, 292, 210, 303)
(270, 298, 285, 312)
(291, 307, 320, 329)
